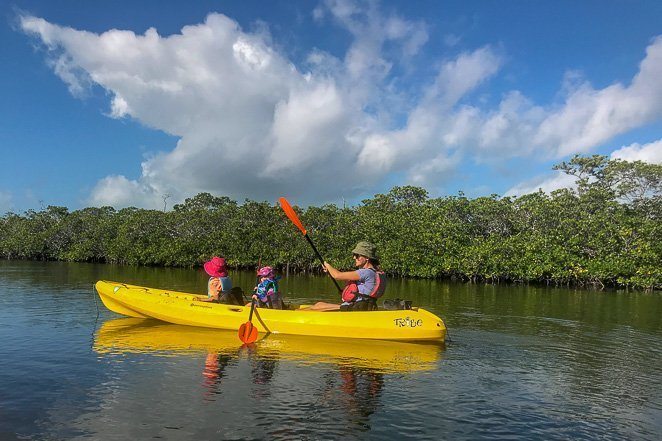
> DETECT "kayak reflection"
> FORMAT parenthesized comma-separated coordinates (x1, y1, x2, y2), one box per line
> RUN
(94, 317, 444, 374)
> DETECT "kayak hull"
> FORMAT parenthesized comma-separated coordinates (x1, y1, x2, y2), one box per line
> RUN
(95, 280, 447, 342)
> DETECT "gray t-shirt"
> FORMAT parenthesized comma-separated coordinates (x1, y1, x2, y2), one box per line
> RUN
(356, 268, 377, 296)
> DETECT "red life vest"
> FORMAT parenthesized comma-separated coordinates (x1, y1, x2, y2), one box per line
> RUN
(341, 269, 386, 303)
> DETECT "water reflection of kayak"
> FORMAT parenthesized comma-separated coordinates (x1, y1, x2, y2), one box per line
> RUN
(94, 318, 443, 373)
(95, 280, 447, 341)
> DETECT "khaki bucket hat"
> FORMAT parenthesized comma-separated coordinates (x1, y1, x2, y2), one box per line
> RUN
(352, 241, 379, 261)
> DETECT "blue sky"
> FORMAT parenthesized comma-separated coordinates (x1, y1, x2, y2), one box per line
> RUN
(1, 0, 661, 213)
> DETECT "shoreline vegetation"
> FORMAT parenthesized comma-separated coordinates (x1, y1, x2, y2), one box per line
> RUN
(1, 155, 660, 290)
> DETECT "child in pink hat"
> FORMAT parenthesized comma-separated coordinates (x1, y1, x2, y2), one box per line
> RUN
(198, 256, 233, 303)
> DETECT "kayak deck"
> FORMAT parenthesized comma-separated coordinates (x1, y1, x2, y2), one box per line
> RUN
(95, 280, 447, 342)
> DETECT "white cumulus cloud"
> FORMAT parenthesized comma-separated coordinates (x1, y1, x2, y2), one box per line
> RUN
(506, 137, 662, 197)
(504, 172, 578, 198)
(611, 138, 662, 164)
(88, 175, 163, 209)
(19, 2, 662, 208)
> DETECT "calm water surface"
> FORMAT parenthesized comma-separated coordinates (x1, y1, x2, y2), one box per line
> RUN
(1, 261, 660, 440)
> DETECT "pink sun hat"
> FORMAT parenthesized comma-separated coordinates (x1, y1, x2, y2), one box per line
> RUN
(204, 256, 228, 277)
(257, 266, 274, 277)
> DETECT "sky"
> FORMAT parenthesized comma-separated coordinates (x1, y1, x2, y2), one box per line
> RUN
(1, 0, 661, 213)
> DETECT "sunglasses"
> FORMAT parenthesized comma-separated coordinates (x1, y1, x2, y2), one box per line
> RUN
(352, 254, 363, 259)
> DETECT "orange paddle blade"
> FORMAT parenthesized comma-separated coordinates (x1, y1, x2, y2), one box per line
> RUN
(238, 322, 258, 343)
(279, 197, 306, 235)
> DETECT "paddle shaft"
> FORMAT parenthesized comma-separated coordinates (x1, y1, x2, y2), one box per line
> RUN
(279, 197, 341, 293)
(238, 259, 260, 343)
(255, 256, 261, 300)
(248, 298, 256, 322)
(304, 233, 342, 292)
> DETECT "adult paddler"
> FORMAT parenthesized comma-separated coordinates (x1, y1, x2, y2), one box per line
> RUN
(307, 241, 386, 311)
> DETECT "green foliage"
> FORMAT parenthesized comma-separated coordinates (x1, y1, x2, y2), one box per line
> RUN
(0, 157, 659, 290)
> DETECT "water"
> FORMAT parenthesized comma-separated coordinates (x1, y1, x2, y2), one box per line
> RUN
(1, 260, 660, 440)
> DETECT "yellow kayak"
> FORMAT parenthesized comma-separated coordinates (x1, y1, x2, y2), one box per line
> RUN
(95, 280, 447, 341)
(94, 317, 443, 373)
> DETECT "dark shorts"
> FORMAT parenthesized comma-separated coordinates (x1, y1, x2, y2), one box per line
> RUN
(218, 287, 244, 305)
(339, 298, 377, 311)
(257, 295, 284, 309)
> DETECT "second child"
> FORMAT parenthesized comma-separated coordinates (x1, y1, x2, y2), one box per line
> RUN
(252, 266, 284, 309)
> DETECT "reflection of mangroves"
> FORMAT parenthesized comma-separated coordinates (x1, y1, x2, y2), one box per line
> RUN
(94, 318, 444, 373)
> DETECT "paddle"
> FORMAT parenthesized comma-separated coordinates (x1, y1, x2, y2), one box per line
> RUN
(238, 257, 262, 343)
(238, 299, 258, 343)
(279, 197, 342, 292)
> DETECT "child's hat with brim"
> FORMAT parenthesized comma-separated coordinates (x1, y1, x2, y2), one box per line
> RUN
(204, 256, 228, 277)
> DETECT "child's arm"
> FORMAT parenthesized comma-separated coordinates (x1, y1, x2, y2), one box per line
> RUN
(266, 280, 276, 297)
